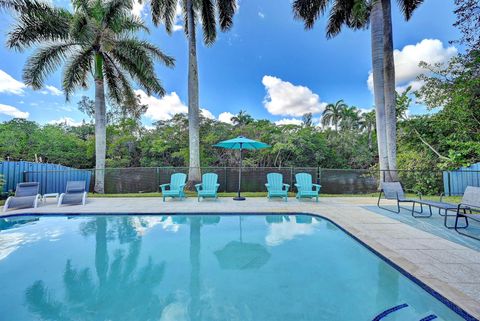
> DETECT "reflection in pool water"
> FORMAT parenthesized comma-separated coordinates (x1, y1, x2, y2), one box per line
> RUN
(0, 214, 471, 321)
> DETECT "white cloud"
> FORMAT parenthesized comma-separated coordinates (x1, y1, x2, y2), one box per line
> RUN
(275, 118, 302, 126)
(262, 75, 326, 117)
(131, 0, 146, 17)
(41, 85, 63, 96)
(201, 108, 215, 119)
(0, 69, 26, 95)
(137, 89, 214, 122)
(258, 12, 265, 18)
(170, 3, 183, 32)
(48, 117, 83, 126)
(265, 216, 320, 246)
(0, 104, 29, 118)
(138, 90, 187, 121)
(218, 112, 234, 124)
(367, 39, 457, 93)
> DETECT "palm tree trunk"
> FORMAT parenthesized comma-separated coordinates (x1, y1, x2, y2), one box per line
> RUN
(186, 0, 201, 185)
(382, 0, 398, 181)
(94, 53, 106, 193)
(370, 0, 389, 184)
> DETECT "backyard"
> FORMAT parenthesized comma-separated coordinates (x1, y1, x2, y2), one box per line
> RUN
(0, 0, 480, 321)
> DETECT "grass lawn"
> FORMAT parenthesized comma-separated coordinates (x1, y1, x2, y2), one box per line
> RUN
(88, 192, 463, 203)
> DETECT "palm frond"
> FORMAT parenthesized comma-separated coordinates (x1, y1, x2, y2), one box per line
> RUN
(6, 1, 72, 51)
(326, 0, 348, 38)
(62, 46, 94, 100)
(292, 0, 329, 30)
(70, 12, 94, 43)
(137, 41, 175, 67)
(150, 0, 178, 33)
(200, 0, 216, 45)
(217, 0, 236, 31)
(104, 52, 153, 106)
(102, 54, 124, 105)
(183, 0, 191, 37)
(110, 43, 166, 96)
(104, 0, 131, 26)
(397, 0, 424, 20)
(23, 42, 78, 89)
(116, 15, 150, 34)
(0, 0, 27, 11)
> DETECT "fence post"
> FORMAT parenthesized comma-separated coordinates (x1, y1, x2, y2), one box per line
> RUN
(290, 167, 293, 186)
(447, 171, 451, 196)
(224, 166, 227, 192)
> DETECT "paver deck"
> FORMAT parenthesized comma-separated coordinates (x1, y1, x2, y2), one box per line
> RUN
(3, 196, 480, 319)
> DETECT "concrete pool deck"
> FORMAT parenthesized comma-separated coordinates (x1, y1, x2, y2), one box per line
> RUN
(3, 196, 480, 319)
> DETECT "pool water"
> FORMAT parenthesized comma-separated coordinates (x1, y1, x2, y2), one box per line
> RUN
(0, 214, 473, 321)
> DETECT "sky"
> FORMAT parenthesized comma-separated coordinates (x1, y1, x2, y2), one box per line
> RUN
(0, 0, 461, 127)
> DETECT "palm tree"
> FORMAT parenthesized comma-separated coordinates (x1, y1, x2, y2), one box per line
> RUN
(231, 110, 254, 127)
(359, 110, 376, 150)
(321, 99, 347, 131)
(148, 0, 237, 185)
(3, 0, 174, 193)
(293, 0, 424, 180)
(339, 105, 361, 131)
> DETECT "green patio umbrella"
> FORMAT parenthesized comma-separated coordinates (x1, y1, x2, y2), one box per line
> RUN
(214, 136, 270, 201)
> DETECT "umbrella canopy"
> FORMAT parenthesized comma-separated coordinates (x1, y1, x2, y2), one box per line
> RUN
(214, 136, 270, 150)
(215, 241, 271, 270)
(214, 136, 270, 200)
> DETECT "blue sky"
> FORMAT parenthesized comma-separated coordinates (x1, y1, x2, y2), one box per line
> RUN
(0, 0, 460, 126)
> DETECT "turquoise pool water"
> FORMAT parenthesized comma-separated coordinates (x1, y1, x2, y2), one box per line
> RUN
(0, 214, 473, 321)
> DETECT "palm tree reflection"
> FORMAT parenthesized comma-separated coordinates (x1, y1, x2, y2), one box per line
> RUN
(25, 217, 167, 320)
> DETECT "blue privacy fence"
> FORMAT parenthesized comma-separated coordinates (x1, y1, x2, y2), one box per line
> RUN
(0, 161, 92, 195)
(443, 163, 480, 196)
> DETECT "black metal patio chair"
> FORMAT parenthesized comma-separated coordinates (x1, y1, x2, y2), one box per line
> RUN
(377, 182, 424, 214)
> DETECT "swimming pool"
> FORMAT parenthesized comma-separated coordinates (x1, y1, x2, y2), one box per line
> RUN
(0, 214, 475, 321)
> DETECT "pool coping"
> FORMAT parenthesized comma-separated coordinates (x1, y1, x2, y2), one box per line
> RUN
(2, 210, 478, 321)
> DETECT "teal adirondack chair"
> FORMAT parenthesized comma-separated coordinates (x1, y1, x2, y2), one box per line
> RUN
(195, 173, 220, 201)
(295, 173, 321, 202)
(265, 173, 290, 202)
(160, 173, 187, 202)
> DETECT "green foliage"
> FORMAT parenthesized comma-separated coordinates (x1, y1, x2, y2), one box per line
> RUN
(0, 119, 93, 168)
(0, 108, 377, 170)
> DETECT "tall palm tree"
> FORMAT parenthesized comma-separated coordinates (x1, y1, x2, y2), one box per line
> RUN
(293, 0, 424, 180)
(231, 110, 254, 127)
(321, 99, 347, 131)
(3, 0, 174, 193)
(339, 105, 361, 131)
(148, 0, 237, 185)
(359, 110, 376, 150)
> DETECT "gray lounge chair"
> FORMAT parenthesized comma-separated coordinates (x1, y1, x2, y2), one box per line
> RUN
(3, 182, 41, 212)
(58, 181, 87, 206)
(377, 182, 424, 214)
(454, 186, 480, 240)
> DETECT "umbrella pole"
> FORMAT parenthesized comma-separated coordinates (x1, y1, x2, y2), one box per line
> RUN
(234, 145, 246, 201)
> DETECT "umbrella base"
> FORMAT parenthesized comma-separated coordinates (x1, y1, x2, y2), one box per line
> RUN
(233, 196, 246, 201)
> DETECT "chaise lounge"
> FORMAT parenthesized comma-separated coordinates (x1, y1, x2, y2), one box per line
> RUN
(454, 186, 480, 240)
(3, 182, 41, 212)
(377, 182, 424, 214)
(58, 181, 87, 206)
